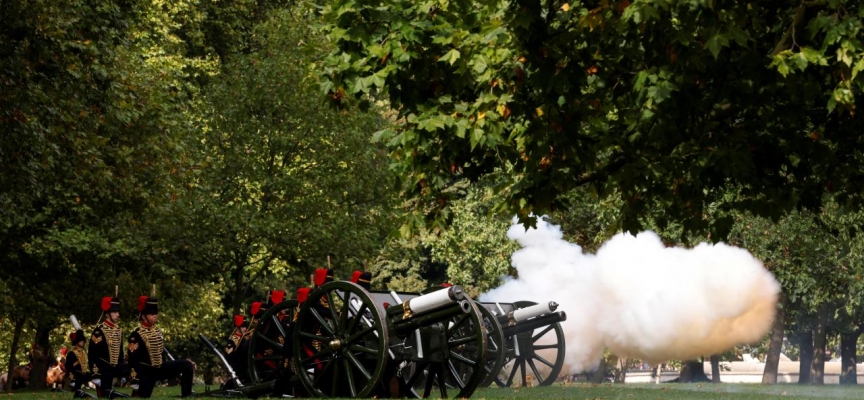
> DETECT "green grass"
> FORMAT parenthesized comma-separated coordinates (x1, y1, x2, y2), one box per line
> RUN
(9, 383, 864, 399)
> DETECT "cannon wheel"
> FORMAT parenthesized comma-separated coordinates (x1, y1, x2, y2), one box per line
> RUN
(476, 303, 507, 388)
(293, 281, 389, 398)
(495, 300, 565, 387)
(247, 299, 300, 384)
(402, 297, 487, 398)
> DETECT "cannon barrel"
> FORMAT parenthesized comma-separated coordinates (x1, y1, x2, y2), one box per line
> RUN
(502, 311, 567, 337)
(509, 301, 558, 323)
(390, 300, 471, 337)
(385, 285, 465, 319)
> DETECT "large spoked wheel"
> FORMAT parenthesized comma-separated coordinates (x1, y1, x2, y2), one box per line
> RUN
(496, 300, 566, 387)
(293, 281, 389, 397)
(247, 299, 299, 384)
(402, 298, 487, 398)
(476, 303, 506, 388)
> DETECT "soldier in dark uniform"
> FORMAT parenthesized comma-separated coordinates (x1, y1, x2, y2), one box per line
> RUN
(66, 329, 94, 398)
(88, 296, 128, 398)
(222, 314, 250, 387)
(127, 296, 194, 398)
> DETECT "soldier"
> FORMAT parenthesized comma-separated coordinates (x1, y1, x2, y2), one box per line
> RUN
(222, 314, 250, 387)
(88, 296, 128, 398)
(66, 329, 94, 398)
(127, 296, 194, 398)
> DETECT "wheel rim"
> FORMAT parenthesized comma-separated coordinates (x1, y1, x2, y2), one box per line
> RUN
(293, 281, 389, 397)
(476, 303, 507, 387)
(247, 299, 299, 384)
(495, 300, 565, 387)
(402, 296, 487, 398)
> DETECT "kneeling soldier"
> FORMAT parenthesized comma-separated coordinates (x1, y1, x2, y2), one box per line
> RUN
(66, 329, 95, 398)
(127, 296, 194, 398)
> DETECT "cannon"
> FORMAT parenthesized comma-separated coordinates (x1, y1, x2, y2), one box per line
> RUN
(198, 270, 488, 398)
(477, 300, 567, 387)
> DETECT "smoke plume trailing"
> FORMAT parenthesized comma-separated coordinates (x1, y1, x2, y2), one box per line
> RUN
(479, 217, 780, 374)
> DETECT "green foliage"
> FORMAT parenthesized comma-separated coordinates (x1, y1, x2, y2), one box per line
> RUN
(183, 6, 400, 313)
(319, 0, 864, 240)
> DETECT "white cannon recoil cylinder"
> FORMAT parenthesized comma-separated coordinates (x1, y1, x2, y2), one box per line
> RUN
(406, 286, 463, 315)
(511, 301, 558, 322)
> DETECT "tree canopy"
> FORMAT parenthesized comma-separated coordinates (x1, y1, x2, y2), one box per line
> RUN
(320, 0, 864, 239)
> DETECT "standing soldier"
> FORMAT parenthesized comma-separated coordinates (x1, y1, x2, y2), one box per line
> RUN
(66, 329, 94, 398)
(127, 296, 194, 398)
(89, 297, 128, 398)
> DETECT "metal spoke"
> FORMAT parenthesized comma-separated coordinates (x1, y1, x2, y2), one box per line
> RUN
(310, 307, 335, 336)
(448, 335, 477, 347)
(527, 358, 543, 383)
(446, 313, 470, 339)
(255, 332, 283, 349)
(312, 357, 336, 388)
(270, 314, 287, 338)
(345, 351, 372, 380)
(532, 353, 555, 368)
(446, 361, 467, 389)
(520, 359, 527, 386)
(533, 344, 558, 350)
(449, 350, 477, 366)
(346, 325, 376, 344)
(347, 344, 378, 355)
(299, 348, 333, 366)
(342, 358, 357, 397)
(532, 325, 554, 342)
(326, 291, 341, 331)
(299, 331, 329, 342)
(330, 354, 341, 395)
(346, 301, 369, 333)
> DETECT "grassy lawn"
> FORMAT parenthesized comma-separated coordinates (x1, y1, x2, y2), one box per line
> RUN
(7, 382, 864, 399)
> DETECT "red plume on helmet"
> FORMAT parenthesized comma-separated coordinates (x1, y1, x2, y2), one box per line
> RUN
(270, 290, 285, 305)
(137, 295, 149, 312)
(314, 268, 334, 287)
(101, 296, 113, 312)
(296, 287, 310, 303)
(233, 315, 245, 328)
(250, 301, 262, 317)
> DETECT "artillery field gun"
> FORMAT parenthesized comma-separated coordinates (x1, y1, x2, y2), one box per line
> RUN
(197, 270, 567, 398)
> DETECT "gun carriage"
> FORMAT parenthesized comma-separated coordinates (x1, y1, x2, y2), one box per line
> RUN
(198, 270, 488, 398)
(476, 300, 567, 388)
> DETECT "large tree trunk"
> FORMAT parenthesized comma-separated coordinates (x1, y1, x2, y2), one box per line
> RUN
(839, 330, 860, 385)
(5, 317, 25, 394)
(28, 325, 53, 390)
(809, 303, 829, 385)
(798, 328, 813, 384)
(710, 355, 720, 383)
(679, 359, 710, 383)
(762, 301, 786, 384)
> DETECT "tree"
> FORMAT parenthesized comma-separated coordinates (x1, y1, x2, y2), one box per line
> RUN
(0, 0, 217, 387)
(190, 7, 400, 315)
(318, 0, 864, 239)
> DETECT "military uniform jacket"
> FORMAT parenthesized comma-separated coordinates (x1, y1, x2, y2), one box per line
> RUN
(88, 321, 124, 377)
(224, 330, 244, 356)
(127, 322, 164, 378)
(65, 346, 89, 375)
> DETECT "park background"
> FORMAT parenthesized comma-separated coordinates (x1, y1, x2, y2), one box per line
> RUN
(4, 0, 864, 392)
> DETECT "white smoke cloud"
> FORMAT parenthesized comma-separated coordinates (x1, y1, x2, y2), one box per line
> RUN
(479, 217, 780, 374)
